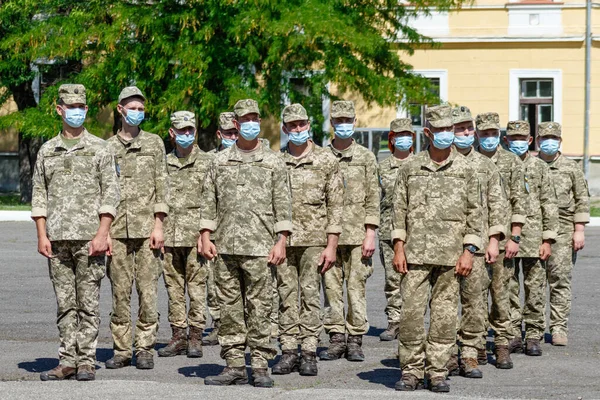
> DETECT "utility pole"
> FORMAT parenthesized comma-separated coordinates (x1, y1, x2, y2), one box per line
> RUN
(583, 0, 592, 178)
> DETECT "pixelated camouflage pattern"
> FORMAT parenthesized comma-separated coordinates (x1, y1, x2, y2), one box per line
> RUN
(475, 112, 500, 131)
(58, 84, 86, 105)
(379, 239, 403, 323)
(378, 154, 412, 241)
(506, 120, 530, 136)
(218, 112, 236, 131)
(537, 121, 561, 138)
(330, 100, 356, 119)
(481, 251, 512, 346)
(282, 103, 309, 123)
(456, 255, 486, 359)
(107, 130, 169, 239)
(118, 86, 146, 103)
(508, 257, 546, 340)
(31, 130, 120, 241)
(170, 111, 196, 129)
(233, 98, 260, 117)
(206, 259, 221, 321)
(546, 231, 575, 336)
(452, 105, 473, 125)
(425, 105, 453, 128)
(390, 118, 415, 134)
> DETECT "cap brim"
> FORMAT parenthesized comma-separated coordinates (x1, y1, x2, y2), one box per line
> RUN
(60, 95, 86, 105)
(477, 122, 500, 131)
(173, 122, 196, 129)
(331, 112, 356, 119)
(429, 118, 453, 128)
(452, 117, 473, 125)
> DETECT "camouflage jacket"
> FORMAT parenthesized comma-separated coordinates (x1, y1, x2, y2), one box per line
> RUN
(519, 153, 559, 257)
(378, 154, 412, 242)
(542, 153, 590, 234)
(392, 148, 483, 267)
(199, 143, 293, 257)
(106, 130, 169, 239)
(281, 142, 344, 247)
(329, 140, 380, 246)
(31, 130, 120, 241)
(164, 146, 214, 247)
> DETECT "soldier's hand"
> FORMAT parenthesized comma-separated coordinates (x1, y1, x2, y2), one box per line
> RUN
(268, 240, 286, 266)
(455, 250, 473, 277)
(393, 252, 407, 274)
(37, 235, 53, 258)
(319, 246, 337, 274)
(361, 233, 376, 259)
(505, 240, 520, 259)
(150, 227, 165, 253)
(89, 233, 109, 256)
(573, 231, 585, 252)
(202, 241, 218, 261)
(107, 234, 113, 256)
(539, 242, 552, 261)
(485, 241, 499, 264)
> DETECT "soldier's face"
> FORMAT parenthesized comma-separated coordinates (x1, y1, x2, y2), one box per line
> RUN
(217, 128, 239, 140)
(56, 103, 88, 117)
(331, 117, 355, 126)
(424, 124, 453, 139)
(477, 129, 500, 139)
(169, 126, 195, 141)
(453, 121, 475, 137)
(117, 98, 145, 114)
(283, 119, 310, 134)
(537, 135, 561, 146)
(504, 134, 532, 146)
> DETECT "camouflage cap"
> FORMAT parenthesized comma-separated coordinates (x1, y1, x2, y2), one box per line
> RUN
(218, 112, 236, 130)
(282, 103, 309, 123)
(234, 99, 260, 118)
(506, 120, 531, 136)
(58, 84, 86, 105)
(331, 100, 356, 119)
(118, 86, 146, 104)
(425, 105, 453, 128)
(452, 105, 473, 125)
(537, 121, 561, 138)
(475, 112, 501, 131)
(170, 111, 196, 129)
(390, 118, 414, 134)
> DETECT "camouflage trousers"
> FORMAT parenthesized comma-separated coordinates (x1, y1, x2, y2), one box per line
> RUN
(398, 264, 459, 380)
(206, 258, 221, 322)
(323, 245, 373, 336)
(163, 246, 208, 329)
(508, 257, 546, 340)
(270, 264, 279, 336)
(481, 251, 512, 346)
(379, 240, 403, 324)
(49, 241, 105, 367)
(108, 238, 162, 358)
(454, 255, 486, 359)
(216, 254, 276, 369)
(276, 246, 324, 353)
(547, 230, 576, 336)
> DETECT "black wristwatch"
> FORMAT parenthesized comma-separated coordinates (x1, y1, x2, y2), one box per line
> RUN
(510, 235, 521, 244)
(464, 244, 477, 254)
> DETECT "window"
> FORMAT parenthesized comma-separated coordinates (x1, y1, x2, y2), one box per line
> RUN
(408, 78, 440, 128)
(354, 128, 388, 158)
(519, 78, 554, 149)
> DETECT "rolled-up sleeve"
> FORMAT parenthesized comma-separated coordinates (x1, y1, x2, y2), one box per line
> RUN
(364, 153, 381, 227)
(326, 160, 344, 234)
(391, 166, 408, 242)
(153, 138, 169, 215)
(98, 149, 120, 218)
(272, 157, 293, 234)
(199, 161, 218, 232)
(31, 153, 47, 219)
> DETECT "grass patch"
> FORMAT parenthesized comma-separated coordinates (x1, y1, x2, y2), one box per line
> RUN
(0, 194, 31, 211)
(591, 207, 600, 217)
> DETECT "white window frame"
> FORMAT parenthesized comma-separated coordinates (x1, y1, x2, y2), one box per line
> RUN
(509, 69, 562, 124)
(396, 69, 449, 119)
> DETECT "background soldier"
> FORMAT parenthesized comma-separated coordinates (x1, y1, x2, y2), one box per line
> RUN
(321, 100, 380, 362)
(105, 86, 169, 370)
(32, 84, 120, 381)
(158, 111, 214, 358)
(392, 105, 482, 393)
(536, 122, 589, 346)
(210, 112, 238, 153)
(377, 118, 414, 342)
(200, 99, 292, 388)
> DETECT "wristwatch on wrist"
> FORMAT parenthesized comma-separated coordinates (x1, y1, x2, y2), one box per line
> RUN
(464, 244, 477, 254)
(510, 235, 521, 244)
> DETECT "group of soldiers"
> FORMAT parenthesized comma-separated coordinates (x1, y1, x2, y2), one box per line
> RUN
(31, 83, 589, 393)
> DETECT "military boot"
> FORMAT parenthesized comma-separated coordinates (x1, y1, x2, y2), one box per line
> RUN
(204, 367, 248, 386)
(460, 358, 483, 378)
(525, 339, 542, 356)
(76, 365, 96, 381)
(508, 336, 523, 354)
(429, 376, 450, 393)
(252, 368, 274, 388)
(40, 365, 76, 381)
(136, 351, 154, 369)
(379, 322, 400, 341)
(395, 373, 424, 391)
(299, 351, 318, 376)
(272, 351, 299, 375)
(319, 333, 346, 361)
(202, 319, 220, 346)
(477, 348, 488, 365)
(158, 326, 187, 357)
(187, 326, 203, 358)
(105, 355, 131, 369)
(445, 353, 459, 377)
(494, 345, 513, 369)
(346, 335, 365, 362)
(551, 333, 568, 346)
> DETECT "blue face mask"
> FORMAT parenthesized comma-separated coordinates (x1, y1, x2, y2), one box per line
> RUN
(394, 136, 413, 151)
(539, 138, 560, 156)
(454, 135, 475, 149)
(221, 138, 236, 148)
(509, 140, 529, 156)
(334, 123, 354, 140)
(239, 121, 260, 140)
(478, 136, 500, 152)
(123, 109, 144, 126)
(288, 128, 310, 146)
(62, 107, 86, 128)
(432, 130, 454, 150)
(175, 134, 195, 149)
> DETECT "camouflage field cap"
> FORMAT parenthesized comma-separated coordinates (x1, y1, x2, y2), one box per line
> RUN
(234, 99, 260, 118)
(58, 84, 86, 105)
(425, 105, 453, 128)
(506, 120, 531, 136)
(170, 111, 196, 129)
(537, 121, 561, 138)
(475, 112, 501, 131)
(331, 100, 356, 119)
(118, 86, 146, 104)
(390, 118, 414, 134)
(282, 103, 309, 123)
(218, 112, 236, 130)
(452, 105, 473, 125)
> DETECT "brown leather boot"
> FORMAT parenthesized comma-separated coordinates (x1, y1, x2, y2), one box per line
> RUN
(187, 326, 203, 358)
(508, 336, 523, 354)
(477, 348, 488, 365)
(158, 326, 187, 357)
(40, 365, 76, 381)
(460, 357, 483, 378)
(445, 353, 459, 376)
(272, 351, 299, 375)
(346, 335, 365, 362)
(318, 333, 346, 360)
(429, 376, 450, 393)
(76, 365, 96, 381)
(299, 351, 318, 376)
(252, 368, 274, 388)
(395, 373, 424, 391)
(495, 345, 513, 369)
(525, 339, 542, 356)
(205, 367, 248, 386)
(202, 319, 220, 346)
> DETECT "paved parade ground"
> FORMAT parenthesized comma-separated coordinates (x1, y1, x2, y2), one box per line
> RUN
(1, 221, 599, 399)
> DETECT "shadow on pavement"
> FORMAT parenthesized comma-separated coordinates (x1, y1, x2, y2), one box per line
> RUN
(380, 358, 399, 368)
(356, 367, 398, 389)
(544, 333, 553, 344)
(18, 358, 57, 373)
(178, 363, 224, 378)
(366, 326, 385, 338)
(96, 348, 113, 363)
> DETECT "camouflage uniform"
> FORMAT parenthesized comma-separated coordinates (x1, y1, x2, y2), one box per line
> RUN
(537, 123, 590, 337)
(506, 121, 559, 341)
(106, 87, 169, 359)
(199, 99, 293, 369)
(31, 84, 120, 368)
(324, 101, 380, 337)
(392, 105, 483, 381)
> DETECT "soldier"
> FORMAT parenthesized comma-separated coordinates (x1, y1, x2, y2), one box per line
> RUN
(271, 104, 344, 377)
(475, 112, 526, 368)
(377, 118, 415, 342)
(446, 107, 508, 378)
(536, 122, 589, 346)
(393, 105, 482, 393)
(157, 111, 214, 358)
(210, 111, 238, 153)
(105, 86, 169, 370)
(504, 120, 559, 356)
(32, 84, 120, 381)
(321, 100, 380, 362)
(200, 99, 293, 387)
